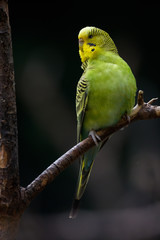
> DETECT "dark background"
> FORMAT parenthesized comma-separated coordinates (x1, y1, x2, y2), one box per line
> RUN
(8, 1, 160, 239)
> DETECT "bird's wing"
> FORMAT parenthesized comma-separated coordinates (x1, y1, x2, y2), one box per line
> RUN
(69, 74, 89, 218)
(76, 74, 88, 142)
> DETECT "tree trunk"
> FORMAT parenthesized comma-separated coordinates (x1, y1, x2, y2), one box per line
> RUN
(0, 0, 21, 239)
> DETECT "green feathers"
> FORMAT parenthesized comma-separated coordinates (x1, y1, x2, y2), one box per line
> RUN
(83, 52, 136, 131)
(69, 27, 137, 218)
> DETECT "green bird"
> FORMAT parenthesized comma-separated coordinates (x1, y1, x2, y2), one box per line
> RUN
(69, 26, 137, 218)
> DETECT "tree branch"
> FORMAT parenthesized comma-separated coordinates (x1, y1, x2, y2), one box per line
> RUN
(23, 90, 160, 207)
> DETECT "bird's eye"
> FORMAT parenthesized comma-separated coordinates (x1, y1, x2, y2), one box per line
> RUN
(88, 35, 93, 39)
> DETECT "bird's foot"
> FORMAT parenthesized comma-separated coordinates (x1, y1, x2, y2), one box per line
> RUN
(121, 112, 130, 123)
(89, 130, 101, 146)
(120, 113, 130, 131)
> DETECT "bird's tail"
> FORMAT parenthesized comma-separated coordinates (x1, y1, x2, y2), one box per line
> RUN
(69, 147, 97, 219)
(69, 199, 81, 219)
(69, 137, 109, 219)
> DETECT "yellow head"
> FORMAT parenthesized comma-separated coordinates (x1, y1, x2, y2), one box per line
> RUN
(78, 26, 118, 63)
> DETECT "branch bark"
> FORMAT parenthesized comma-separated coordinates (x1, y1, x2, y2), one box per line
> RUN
(23, 90, 160, 207)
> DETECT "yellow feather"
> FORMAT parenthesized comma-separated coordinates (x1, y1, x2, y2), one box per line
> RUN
(78, 26, 118, 63)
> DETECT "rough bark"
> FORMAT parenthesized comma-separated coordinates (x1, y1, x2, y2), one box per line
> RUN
(0, 1, 21, 239)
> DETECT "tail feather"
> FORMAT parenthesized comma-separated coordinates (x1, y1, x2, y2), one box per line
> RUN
(69, 146, 98, 219)
(69, 137, 109, 219)
(69, 199, 80, 219)
(69, 161, 94, 219)
(76, 160, 94, 200)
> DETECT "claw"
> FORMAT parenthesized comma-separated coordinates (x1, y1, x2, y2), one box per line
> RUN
(121, 113, 130, 123)
(126, 115, 131, 123)
(89, 130, 101, 146)
(120, 114, 130, 131)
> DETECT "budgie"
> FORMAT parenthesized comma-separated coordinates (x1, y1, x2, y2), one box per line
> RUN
(69, 26, 137, 218)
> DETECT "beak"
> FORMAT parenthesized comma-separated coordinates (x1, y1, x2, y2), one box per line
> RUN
(79, 38, 84, 47)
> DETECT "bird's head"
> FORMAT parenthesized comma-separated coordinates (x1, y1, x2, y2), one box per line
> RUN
(78, 26, 118, 63)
